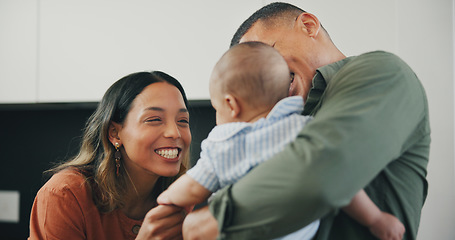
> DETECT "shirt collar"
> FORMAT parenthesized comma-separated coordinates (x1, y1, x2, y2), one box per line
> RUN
(303, 57, 353, 115)
(316, 56, 353, 85)
(207, 96, 304, 141)
(266, 96, 304, 120)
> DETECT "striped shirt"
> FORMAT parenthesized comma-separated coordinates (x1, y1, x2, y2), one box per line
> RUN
(187, 96, 319, 240)
(187, 96, 312, 192)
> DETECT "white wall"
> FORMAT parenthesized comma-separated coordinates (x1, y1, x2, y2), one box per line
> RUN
(0, 0, 454, 239)
(0, 1, 37, 103)
(36, 0, 264, 102)
(0, 0, 263, 102)
(405, 1, 455, 238)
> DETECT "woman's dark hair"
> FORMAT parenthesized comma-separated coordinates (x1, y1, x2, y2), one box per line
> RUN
(111, 71, 189, 124)
(48, 71, 190, 212)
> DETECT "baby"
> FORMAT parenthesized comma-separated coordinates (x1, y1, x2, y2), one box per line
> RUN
(158, 42, 405, 240)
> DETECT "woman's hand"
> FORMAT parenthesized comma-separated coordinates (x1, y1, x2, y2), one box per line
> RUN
(136, 205, 185, 240)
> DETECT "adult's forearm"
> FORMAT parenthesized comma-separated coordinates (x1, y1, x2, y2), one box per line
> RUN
(209, 141, 342, 239)
(209, 131, 367, 239)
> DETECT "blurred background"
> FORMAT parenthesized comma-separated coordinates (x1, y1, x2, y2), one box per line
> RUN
(0, 0, 453, 239)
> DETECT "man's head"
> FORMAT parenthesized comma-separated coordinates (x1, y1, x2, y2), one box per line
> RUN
(231, 2, 345, 99)
(209, 41, 290, 125)
(230, 3, 308, 48)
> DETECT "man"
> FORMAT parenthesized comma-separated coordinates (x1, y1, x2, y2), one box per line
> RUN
(183, 2, 430, 240)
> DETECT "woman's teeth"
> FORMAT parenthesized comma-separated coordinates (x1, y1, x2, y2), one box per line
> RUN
(156, 149, 179, 159)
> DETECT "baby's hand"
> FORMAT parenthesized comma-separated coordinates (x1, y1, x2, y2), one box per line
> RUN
(157, 190, 194, 213)
(369, 211, 405, 240)
(156, 190, 172, 205)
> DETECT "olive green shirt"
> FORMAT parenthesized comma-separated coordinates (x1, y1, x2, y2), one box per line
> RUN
(209, 51, 430, 240)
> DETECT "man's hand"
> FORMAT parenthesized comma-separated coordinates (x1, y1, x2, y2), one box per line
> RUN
(182, 206, 219, 240)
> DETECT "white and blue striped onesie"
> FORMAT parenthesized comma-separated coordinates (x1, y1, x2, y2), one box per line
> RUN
(187, 96, 319, 240)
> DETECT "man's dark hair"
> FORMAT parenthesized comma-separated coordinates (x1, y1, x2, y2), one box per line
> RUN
(230, 2, 305, 47)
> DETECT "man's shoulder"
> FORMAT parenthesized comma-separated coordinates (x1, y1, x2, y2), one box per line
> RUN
(356, 50, 400, 60)
(349, 51, 409, 71)
(334, 50, 417, 86)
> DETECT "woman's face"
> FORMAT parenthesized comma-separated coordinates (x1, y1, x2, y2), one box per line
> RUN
(117, 82, 191, 178)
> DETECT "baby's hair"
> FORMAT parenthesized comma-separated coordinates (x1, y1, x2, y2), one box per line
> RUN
(210, 41, 290, 110)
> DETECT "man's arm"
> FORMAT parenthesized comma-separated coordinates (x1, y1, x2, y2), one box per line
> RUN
(208, 52, 429, 239)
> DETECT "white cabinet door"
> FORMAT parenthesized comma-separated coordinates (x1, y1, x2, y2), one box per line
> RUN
(38, 0, 262, 102)
(0, 1, 37, 103)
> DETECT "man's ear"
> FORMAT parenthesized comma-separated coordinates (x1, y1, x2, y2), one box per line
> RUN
(225, 94, 241, 119)
(296, 12, 321, 38)
(108, 122, 122, 146)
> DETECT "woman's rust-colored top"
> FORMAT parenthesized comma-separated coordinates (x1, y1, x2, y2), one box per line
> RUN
(29, 169, 142, 240)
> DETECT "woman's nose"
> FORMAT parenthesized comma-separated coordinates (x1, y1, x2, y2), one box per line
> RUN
(163, 122, 181, 139)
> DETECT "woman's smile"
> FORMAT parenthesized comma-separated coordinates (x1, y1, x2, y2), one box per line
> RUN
(155, 147, 181, 161)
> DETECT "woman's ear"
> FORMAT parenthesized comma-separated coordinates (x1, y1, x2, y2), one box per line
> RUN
(225, 94, 241, 119)
(108, 122, 122, 146)
(296, 12, 321, 38)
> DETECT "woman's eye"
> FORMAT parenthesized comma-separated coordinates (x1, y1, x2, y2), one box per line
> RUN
(178, 119, 189, 125)
(146, 118, 161, 123)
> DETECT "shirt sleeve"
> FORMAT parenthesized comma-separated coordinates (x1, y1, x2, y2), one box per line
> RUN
(29, 173, 87, 239)
(187, 139, 221, 192)
(208, 52, 430, 239)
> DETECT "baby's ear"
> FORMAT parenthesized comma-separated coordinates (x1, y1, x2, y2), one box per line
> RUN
(225, 94, 241, 118)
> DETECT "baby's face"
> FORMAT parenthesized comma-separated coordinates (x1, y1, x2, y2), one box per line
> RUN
(210, 86, 233, 126)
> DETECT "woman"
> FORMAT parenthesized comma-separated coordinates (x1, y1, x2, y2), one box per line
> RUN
(29, 71, 192, 239)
